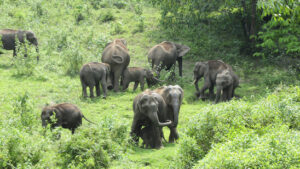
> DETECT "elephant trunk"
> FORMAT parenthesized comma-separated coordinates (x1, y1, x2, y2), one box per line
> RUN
(35, 45, 39, 62)
(149, 110, 172, 127)
(177, 57, 183, 77)
(172, 102, 180, 127)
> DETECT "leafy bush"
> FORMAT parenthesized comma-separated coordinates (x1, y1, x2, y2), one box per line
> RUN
(194, 126, 300, 168)
(175, 85, 300, 168)
(100, 11, 115, 23)
(62, 44, 84, 77)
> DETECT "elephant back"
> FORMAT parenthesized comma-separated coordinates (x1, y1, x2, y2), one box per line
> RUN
(101, 39, 130, 65)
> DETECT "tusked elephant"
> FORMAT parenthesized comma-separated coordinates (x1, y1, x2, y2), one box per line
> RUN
(79, 62, 112, 98)
(153, 85, 183, 143)
(215, 69, 239, 103)
(41, 103, 94, 134)
(101, 39, 130, 92)
(121, 67, 161, 91)
(131, 90, 172, 149)
(148, 41, 190, 78)
(0, 29, 39, 61)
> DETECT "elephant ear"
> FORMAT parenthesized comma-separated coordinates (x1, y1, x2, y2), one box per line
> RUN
(176, 44, 190, 57)
(112, 55, 124, 64)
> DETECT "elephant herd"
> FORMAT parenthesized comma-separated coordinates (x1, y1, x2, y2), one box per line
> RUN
(1, 29, 240, 149)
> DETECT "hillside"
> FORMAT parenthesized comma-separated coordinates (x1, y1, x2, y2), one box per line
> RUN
(0, 0, 299, 168)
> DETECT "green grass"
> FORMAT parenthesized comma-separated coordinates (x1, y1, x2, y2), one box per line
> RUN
(0, 0, 299, 168)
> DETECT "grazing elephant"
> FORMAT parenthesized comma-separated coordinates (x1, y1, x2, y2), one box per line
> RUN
(121, 67, 161, 91)
(0, 29, 39, 61)
(101, 39, 130, 92)
(193, 60, 230, 100)
(80, 62, 112, 98)
(153, 85, 183, 143)
(41, 103, 94, 134)
(215, 69, 239, 103)
(131, 90, 172, 149)
(148, 41, 190, 78)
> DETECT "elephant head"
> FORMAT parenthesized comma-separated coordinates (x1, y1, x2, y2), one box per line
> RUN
(144, 69, 162, 87)
(161, 85, 183, 127)
(137, 93, 172, 127)
(174, 43, 190, 76)
(41, 106, 59, 128)
(215, 69, 234, 103)
(22, 31, 39, 61)
(193, 62, 209, 83)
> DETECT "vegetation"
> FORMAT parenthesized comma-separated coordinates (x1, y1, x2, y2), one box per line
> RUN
(0, 0, 299, 168)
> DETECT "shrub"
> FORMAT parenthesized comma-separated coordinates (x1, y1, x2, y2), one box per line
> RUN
(100, 11, 115, 23)
(175, 85, 300, 168)
(62, 44, 84, 77)
(194, 126, 300, 168)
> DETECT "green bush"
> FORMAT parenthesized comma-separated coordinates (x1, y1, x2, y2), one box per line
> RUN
(100, 11, 115, 23)
(62, 44, 84, 77)
(175, 85, 300, 168)
(194, 126, 300, 168)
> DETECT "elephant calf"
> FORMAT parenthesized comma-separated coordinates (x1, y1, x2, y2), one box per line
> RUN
(121, 67, 159, 91)
(80, 62, 112, 98)
(215, 69, 239, 103)
(0, 29, 39, 61)
(41, 103, 94, 134)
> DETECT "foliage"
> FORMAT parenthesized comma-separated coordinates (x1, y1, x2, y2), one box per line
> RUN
(175, 85, 300, 168)
(255, 0, 300, 59)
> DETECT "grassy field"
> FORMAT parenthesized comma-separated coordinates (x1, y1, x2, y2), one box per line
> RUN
(0, 0, 299, 168)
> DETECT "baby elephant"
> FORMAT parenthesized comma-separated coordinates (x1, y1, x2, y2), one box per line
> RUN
(80, 62, 112, 98)
(41, 103, 94, 134)
(215, 69, 239, 103)
(121, 67, 159, 91)
(138, 125, 165, 149)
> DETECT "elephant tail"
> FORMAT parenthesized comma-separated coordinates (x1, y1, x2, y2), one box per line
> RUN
(82, 115, 96, 124)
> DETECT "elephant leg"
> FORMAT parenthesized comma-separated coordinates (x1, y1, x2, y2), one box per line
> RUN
(133, 81, 139, 91)
(177, 57, 183, 77)
(122, 80, 129, 91)
(130, 116, 141, 144)
(227, 85, 233, 101)
(199, 80, 211, 99)
(101, 77, 108, 99)
(209, 85, 215, 100)
(82, 84, 88, 98)
(96, 81, 101, 97)
(113, 71, 121, 92)
(140, 78, 145, 91)
(71, 128, 75, 134)
(215, 86, 222, 103)
(168, 127, 179, 143)
(13, 49, 17, 57)
(89, 85, 94, 98)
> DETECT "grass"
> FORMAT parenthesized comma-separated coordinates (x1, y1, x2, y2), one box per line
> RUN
(0, 0, 299, 168)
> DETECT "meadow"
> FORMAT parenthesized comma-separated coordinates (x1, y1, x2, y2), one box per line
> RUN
(0, 0, 299, 168)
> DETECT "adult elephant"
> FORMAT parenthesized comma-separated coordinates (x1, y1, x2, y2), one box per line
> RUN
(131, 90, 172, 149)
(153, 85, 183, 143)
(148, 41, 190, 78)
(193, 60, 230, 100)
(0, 29, 39, 61)
(101, 39, 130, 92)
(215, 69, 239, 103)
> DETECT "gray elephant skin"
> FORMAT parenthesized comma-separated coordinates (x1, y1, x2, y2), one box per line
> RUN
(148, 41, 190, 78)
(215, 69, 239, 103)
(153, 85, 183, 143)
(101, 39, 130, 92)
(80, 62, 112, 98)
(0, 29, 39, 61)
(121, 67, 160, 91)
(138, 125, 159, 148)
(41, 103, 94, 134)
(193, 60, 239, 100)
(131, 90, 172, 149)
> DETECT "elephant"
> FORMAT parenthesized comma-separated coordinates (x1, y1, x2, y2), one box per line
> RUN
(101, 39, 130, 92)
(121, 67, 161, 91)
(0, 29, 39, 61)
(79, 62, 112, 98)
(41, 103, 94, 134)
(148, 41, 190, 78)
(193, 60, 231, 100)
(131, 89, 172, 149)
(138, 124, 167, 149)
(153, 85, 183, 143)
(215, 69, 239, 103)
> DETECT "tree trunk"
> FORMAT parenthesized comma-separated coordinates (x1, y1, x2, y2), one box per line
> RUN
(250, 0, 257, 46)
